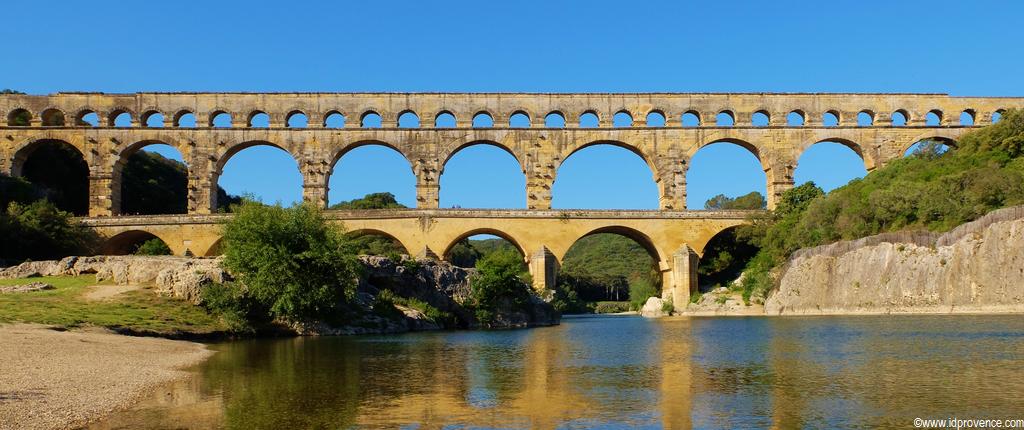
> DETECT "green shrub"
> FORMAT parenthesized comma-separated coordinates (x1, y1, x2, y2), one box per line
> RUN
(0, 200, 97, 261)
(469, 249, 531, 325)
(221, 200, 361, 323)
(628, 278, 658, 310)
(134, 238, 172, 255)
(200, 282, 265, 332)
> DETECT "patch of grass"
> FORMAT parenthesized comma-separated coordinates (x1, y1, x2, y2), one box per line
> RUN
(0, 275, 229, 335)
(376, 289, 456, 327)
(594, 301, 631, 314)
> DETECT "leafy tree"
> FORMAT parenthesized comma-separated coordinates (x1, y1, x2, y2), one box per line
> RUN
(470, 249, 531, 325)
(221, 200, 361, 322)
(134, 238, 172, 255)
(558, 233, 658, 302)
(628, 278, 658, 310)
(0, 200, 96, 261)
(330, 192, 406, 209)
(704, 191, 766, 210)
(448, 238, 482, 267)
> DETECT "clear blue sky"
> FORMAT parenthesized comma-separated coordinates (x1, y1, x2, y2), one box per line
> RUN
(3, 1, 1022, 209)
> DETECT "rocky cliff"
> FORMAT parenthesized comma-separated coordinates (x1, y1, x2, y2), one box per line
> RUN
(766, 207, 1024, 315)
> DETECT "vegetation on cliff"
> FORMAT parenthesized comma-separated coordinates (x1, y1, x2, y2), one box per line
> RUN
(739, 109, 1024, 301)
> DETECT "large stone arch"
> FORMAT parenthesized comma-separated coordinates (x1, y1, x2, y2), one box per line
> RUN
(439, 228, 528, 263)
(561, 225, 663, 265)
(797, 137, 876, 171)
(10, 136, 89, 177)
(552, 139, 664, 209)
(346, 228, 413, 256)
(329, 140, 415, 175)
(99, 229, 178, 256)
(690, 137, 767, 170)
(109, 139, 190, 216)
(902, 129, 964, 154)
(210, 139, 302, 208)
(439, 139, 527, 174)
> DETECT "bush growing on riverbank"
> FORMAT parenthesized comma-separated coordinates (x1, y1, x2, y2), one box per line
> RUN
(219, 200, 361, 323)
(738, 109, 1024, 302)
(0, 199, 97, 261)
(469, 249, 532, 325)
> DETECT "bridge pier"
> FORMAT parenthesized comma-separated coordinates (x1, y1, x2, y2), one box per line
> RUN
(667, 245, 699, 307)
(528, 246, 559, 292)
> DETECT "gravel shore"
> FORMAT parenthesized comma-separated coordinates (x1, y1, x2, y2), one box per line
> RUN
(0, 324, 213, 430)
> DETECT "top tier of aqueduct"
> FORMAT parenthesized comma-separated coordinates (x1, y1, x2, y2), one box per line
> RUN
(1, 92, 1020, 217)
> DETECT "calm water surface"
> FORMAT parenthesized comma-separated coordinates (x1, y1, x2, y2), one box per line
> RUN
(91, 315, 1024, 429)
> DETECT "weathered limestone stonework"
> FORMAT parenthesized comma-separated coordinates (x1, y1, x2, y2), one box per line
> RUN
(3, 92, 1022, 304)
(2, 92, 1018, 215)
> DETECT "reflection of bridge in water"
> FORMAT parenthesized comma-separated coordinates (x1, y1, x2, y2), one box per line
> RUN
(3, 92, 1021, 301)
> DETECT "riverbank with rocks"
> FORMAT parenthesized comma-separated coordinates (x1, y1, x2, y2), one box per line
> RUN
(0, 323, 211, 430)
(0, 254, 559, 338)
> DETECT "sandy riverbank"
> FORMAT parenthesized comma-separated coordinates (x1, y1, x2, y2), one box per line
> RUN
(0, 324, 213, 430)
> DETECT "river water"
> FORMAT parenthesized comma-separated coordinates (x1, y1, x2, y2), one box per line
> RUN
(91, 314, 1024, 429)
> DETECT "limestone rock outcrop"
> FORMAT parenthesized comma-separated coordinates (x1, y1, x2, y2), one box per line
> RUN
(639, 297, 670, 318)
(0, 256, 229, 304)
(767, 208, 1024, 315)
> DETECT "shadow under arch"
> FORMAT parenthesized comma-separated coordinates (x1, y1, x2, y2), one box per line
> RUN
(346, 228, 412, 256)
(568, 225, 662, 267)
(693, 225, 758, 291)
(441, 228, 527, 263)
(100, 230, 173, 255)
(113, 139, 189, 215)
(10, 138, 90, 215)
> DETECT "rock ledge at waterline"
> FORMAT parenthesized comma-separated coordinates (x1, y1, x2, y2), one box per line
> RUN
(766, 206, 1024, 315)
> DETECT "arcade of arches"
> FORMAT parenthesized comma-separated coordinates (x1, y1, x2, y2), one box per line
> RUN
(3, 92, 1018, 304)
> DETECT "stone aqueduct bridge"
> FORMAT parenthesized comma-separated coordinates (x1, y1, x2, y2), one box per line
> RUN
(2, 92, 1022, 303)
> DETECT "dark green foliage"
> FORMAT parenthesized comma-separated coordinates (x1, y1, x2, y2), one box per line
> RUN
(469, 249, 532, 325)
(133, 238, 172, 255)
(20, 141, 89, 215)
(550, 282, 593, 314)
(447, 238, 482, 267)
(704, 191, 766, 210)
(628, 278, 658, 310)
(0, 174, 44, 209)
(221, 200, 361, 322)
(120, 151, 187, 215)
(738, 109, 1024, 301)
(448, 238, 517, 268)
(348, 233, 407, 256)
(0, 200, 97, 261)
(200, 282, 267, 332)
(558, 233, 658, 302)
(697, 227, 759, 290)
(330, 192, 406, 210)
(331, 192, 408, 255)
(374, 289, 457, 327)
